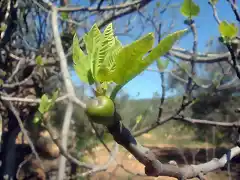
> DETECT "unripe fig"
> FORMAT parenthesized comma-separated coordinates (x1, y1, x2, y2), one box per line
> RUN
(86, 96, 115, 126)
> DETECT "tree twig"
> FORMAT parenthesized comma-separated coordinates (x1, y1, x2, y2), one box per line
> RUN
(6, 100, 44, 169)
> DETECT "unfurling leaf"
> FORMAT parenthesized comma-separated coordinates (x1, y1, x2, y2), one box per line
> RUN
(94, 23, 116, 80)
(73, 34, 94, 84)
(219, 21, 238, 40)
(180, 0, 200, 18)
(72, 23, 187, 96)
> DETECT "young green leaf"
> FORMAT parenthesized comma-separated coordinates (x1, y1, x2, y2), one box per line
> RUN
(117, 29, 187, 86)
(73, 34, 94, 84)
(61, 12, 69, 20)
(83, 24, 102, 79)
(38, 94, 50, 114)
(0, 79, 3, 85)
(219, 21, 238, 40)
(180, 0, 200, 18)
(38, 91, 59, 115)
(36, 55, 44, 66)
(157, 58, 169, 71)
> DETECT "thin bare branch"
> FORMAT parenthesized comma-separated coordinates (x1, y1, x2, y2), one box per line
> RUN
(57, 102, 73, 180)
(185, 21, 198, 97)
(1, 93, 69, 103)
(227, 0, 240, 22)
(58, 0, 145, 12)
(78, 143, 119, 177)
(43, 115, 95, 169)
(168, 47, 240, 63)
(208, 1, 221, 24)
(3, 68, 36, 88)
(5, 100, 44, 169)
(174, 116, 240, 127)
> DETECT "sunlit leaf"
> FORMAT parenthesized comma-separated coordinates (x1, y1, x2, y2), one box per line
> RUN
(95, 23, 115, 79)
(83, 24, 102, 55)
(143, 29, 187, 64)
(96, 37, 122, 82)
(180, 0, 200, 18)
(83, 24, 102, 79)
(111, 33, 154, 84)
(110, 29, 186, 85)
(72, 23, 187, 97)
(219, 21, 238, 40)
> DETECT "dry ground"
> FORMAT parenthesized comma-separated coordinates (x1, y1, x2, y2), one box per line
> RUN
(86, 133, 232, 180)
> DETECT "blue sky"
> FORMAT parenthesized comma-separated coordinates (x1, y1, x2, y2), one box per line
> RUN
(70, 0, 240, 99)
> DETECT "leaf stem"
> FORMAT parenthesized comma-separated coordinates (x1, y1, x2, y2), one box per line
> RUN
(110, 84, 123, 100)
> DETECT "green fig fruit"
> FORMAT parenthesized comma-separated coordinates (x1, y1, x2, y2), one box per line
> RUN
(86, 96, 115, 126)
